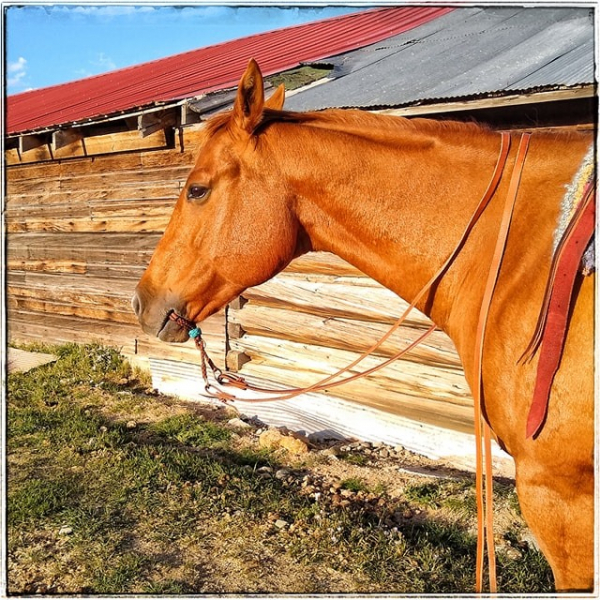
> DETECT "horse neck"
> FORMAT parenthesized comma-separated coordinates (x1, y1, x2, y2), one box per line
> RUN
(273, 115, 503, 339)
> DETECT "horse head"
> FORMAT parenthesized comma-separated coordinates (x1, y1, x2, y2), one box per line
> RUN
(133, 60, 305, 342)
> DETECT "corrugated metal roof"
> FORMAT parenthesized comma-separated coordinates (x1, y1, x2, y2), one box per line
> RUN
(285, 6, 595, 112)
(6, 6, 453, 135)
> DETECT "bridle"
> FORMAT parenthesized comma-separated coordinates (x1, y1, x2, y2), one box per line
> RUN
(169, 130, 530, 593)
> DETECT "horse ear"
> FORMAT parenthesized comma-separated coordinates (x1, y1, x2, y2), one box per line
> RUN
(233, 58, 265, 133)
(265, 84, 285, 110)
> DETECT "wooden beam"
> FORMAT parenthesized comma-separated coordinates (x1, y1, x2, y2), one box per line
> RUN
(180, 103, 204, 127)
(14, 134, 53, 163)
(19, 134, 47, 154)
(52, 129, 86, 159)
(137, 109, 178, 138)
(6, 125, 172, 166)
(378, 85, 595, 118)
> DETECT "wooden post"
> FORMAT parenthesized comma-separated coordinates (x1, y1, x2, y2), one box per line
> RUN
(226, 297, 250, 372)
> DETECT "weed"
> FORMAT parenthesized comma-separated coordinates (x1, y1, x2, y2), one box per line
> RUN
(341, 452, 369, 466)
(148, 414, 231, 447)
(340, 477, 368, 493)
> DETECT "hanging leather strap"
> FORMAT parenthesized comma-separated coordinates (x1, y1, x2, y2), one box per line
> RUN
(472, 132, 530, 593)
(524, 184, 595, 438)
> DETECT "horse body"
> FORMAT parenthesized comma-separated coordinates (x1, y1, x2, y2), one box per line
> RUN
(133, 60, 594, 591)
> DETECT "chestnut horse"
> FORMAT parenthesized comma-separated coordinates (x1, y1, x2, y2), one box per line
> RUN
(133, 60, 594, 591)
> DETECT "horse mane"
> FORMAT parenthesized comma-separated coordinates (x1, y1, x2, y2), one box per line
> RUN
(203, 104, 491, 144)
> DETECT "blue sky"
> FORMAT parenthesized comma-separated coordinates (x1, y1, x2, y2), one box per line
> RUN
(6, 4, 363, 95)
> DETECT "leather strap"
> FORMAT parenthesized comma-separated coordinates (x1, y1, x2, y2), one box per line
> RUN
(525, 185, 595, 438)
(472, 133, 530, 593)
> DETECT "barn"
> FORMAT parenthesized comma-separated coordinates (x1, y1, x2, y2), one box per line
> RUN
(5, 6, 595, 474)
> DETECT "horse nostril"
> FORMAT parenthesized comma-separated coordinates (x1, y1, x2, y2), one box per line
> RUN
(131, 290, 142, 318)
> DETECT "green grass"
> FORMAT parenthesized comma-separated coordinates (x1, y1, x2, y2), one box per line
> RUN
(6, 342, 554, 594)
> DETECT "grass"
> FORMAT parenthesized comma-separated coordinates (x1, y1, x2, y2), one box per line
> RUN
(6, 343, 554, 594)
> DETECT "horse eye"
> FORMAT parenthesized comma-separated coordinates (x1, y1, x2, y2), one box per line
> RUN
(187, 184, 210, 202)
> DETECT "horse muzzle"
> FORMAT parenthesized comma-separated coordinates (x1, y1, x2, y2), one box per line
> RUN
(131, 286, 192, 343)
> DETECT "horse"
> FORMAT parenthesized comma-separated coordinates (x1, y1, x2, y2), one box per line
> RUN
(133, 59, 595, 592)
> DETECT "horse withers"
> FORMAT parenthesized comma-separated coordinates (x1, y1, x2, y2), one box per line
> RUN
(133, 60, 595, 592)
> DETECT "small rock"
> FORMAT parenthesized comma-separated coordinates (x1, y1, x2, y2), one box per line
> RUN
(520, 532, 540, 551)
(258, 429, 284, 450)
(259, 429, 310, 455)
(257, 466, 273, 474)
(280, 435, 310, 455)
(126, 420, 137, 429)
(340, 489, 354, 498)
(504, 547, 522, 560)
(321, 447, 341, 457)
(227, 417, 252, 429)
(274, 519, 288, 529)
(379, 449, 390, 459)
(275, 468, 290, 480)
(58, 526, 73, 536)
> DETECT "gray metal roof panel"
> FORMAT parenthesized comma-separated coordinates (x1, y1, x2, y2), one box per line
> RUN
(285, 7, 595, 111)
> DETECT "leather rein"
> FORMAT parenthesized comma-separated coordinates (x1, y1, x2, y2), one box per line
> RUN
(169, 131, 530, 593)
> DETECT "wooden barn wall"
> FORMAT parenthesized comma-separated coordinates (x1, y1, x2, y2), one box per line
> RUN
(6, 128, 227, 368)
(7, 102, 594, 451)
(228, 253, 472, 434)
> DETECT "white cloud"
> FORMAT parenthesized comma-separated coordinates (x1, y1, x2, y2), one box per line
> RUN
(93, 52, 117, 71)
(73, 52, 117, 80)
(7, 56, 28, 90)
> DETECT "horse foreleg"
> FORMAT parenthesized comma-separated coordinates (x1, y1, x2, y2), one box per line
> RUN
(515, 459, 594, 591)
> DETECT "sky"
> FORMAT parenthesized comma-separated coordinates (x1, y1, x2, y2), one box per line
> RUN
(5, 4, 363, 95)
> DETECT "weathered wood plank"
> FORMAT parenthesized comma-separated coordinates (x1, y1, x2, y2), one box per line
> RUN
(7, 232, 161, 257)
(286, 252, 365, 276)
(6, 214, 171, 233)
(230, 304, 461, 368)
(231, 333, 471, 403)
(6, 150, 192, 187)
(7, 259, 88, 275)
(5, 129, 171, 166)
(6, 184, 180, 207)
(8, 296, 138, 324)
(231, 335, 473, 433)
(244, 274, 433, 328)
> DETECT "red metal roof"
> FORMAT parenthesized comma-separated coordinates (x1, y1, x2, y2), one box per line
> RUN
(6, 6, 453, 135)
